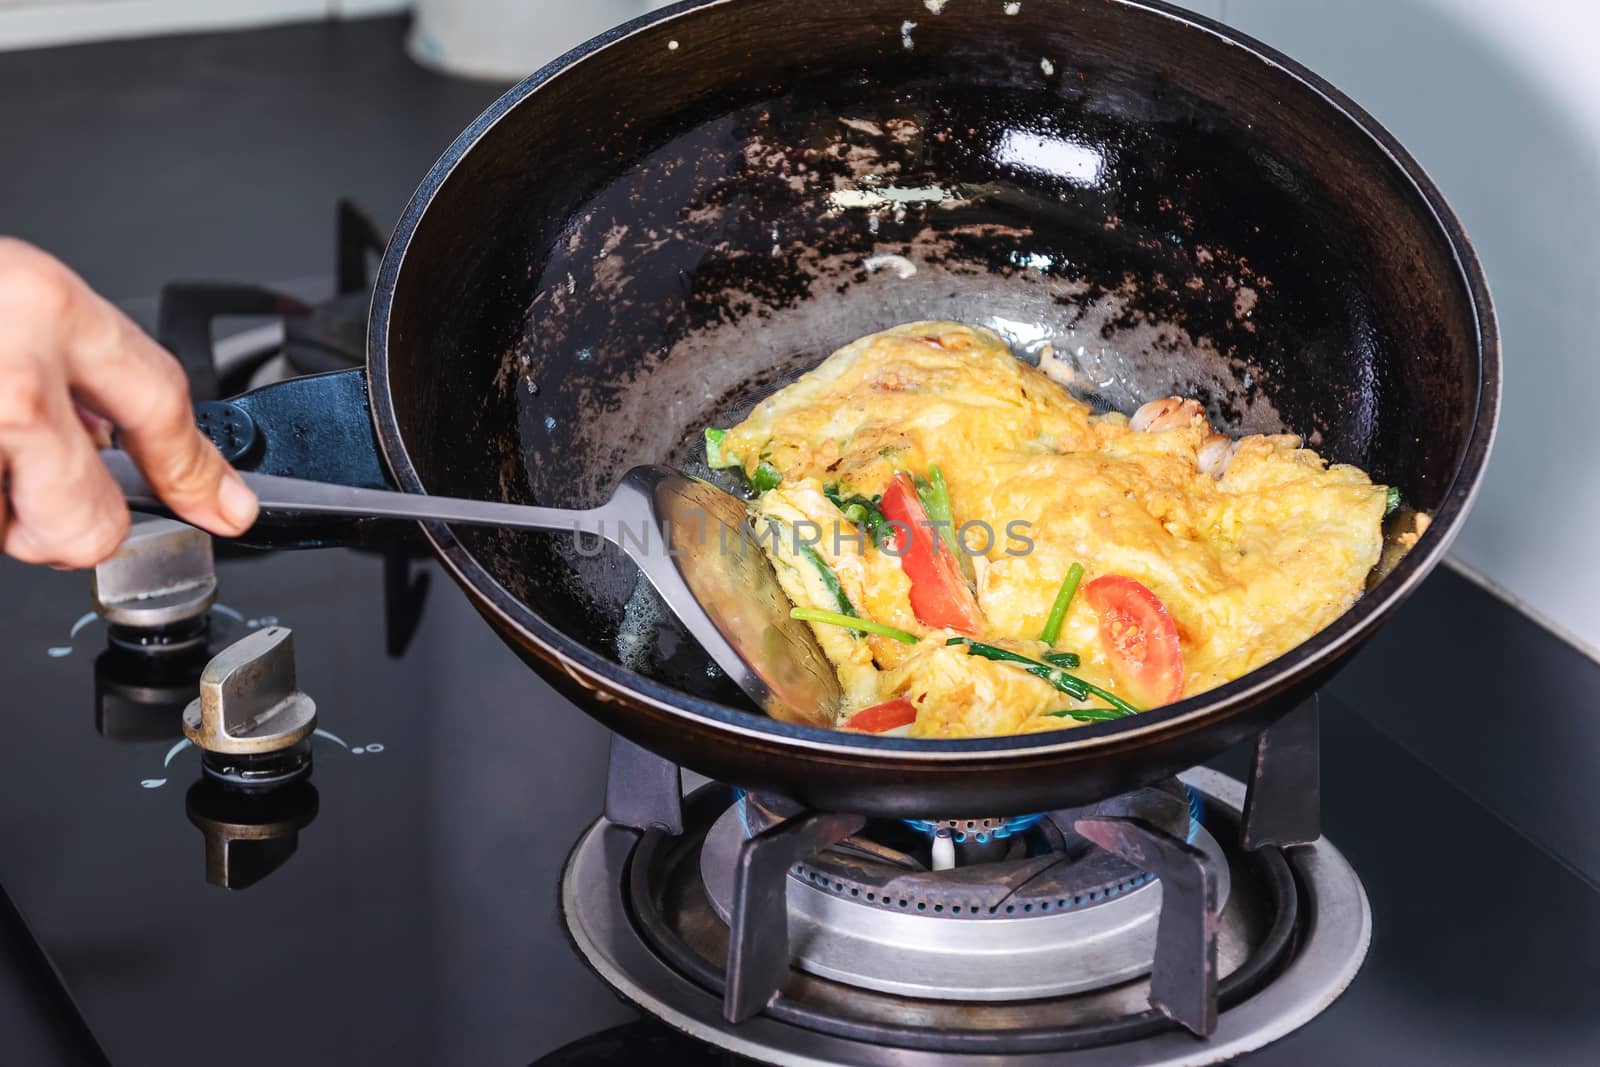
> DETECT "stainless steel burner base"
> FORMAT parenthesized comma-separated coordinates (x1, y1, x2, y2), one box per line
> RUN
(697, 791, 1231, 1001)
(561, 769, 1371, 1066)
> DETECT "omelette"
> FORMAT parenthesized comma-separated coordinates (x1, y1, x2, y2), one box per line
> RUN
(706, 322, 1390, 738)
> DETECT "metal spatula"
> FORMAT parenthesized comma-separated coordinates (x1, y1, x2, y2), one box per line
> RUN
(101, 450, 842, 728)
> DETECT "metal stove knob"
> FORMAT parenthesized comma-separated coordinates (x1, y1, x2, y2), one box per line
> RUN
(91, 519, 216, 651)
(183, 626, 317, 788)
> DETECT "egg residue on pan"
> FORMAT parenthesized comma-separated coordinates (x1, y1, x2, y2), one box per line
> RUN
(707, 321, 1390, 738)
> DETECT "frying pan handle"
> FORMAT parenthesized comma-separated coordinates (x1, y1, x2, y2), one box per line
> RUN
(171, 367, 397, 549)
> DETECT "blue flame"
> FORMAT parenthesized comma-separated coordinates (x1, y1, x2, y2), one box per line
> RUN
(736, 786, 1201, 850)
(732, 788, 753, 837)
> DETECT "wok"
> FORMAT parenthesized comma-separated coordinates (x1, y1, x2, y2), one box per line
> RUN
(212, 0, 1497, 817)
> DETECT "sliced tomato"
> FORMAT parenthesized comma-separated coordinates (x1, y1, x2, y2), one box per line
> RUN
(1081, 575, 1185, 707)
(841, 698, 919, 734)
(879, 473, 984, 634)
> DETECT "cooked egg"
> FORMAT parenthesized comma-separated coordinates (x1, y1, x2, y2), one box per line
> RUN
(721, 321, 1388, 737)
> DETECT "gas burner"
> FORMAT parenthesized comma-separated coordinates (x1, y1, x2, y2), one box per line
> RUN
(157, 199, 383, 402)
(697, 783, 1229, 1002)
(903, 812, 1047, 845)
(563, 705, 1366, 1065)
(281, 289, 370, 376)
(564, 768, 1368, 1066)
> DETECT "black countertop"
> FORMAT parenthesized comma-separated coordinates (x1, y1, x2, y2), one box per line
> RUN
(3, 14, 1599, 1067)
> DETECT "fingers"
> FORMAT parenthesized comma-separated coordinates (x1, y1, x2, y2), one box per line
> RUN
(0, 241, 128, 566)
(0, 355, 130, 568)
(0, 238, 258, 566)
(54, 266, 258, 537)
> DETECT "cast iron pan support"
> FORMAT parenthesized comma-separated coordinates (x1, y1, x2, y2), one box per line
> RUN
(604, 734, 684, 835)
(596, 739, 870, 1023)
(724, 809, 866, 1022)
(1241, 695, 1321, 849)
(157, 284, 311, 403)
(1075, 814, 1222, 1037)
(336, 198, 386, 296)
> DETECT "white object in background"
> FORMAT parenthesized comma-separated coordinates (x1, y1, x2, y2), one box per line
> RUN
(329, 0, 411, 15)
(408, 0, 674, 81)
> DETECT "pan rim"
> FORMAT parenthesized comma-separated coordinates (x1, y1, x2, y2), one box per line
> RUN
(366, 0, 1500, 763)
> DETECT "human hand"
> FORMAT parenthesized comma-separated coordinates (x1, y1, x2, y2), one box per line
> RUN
(0, 238, 258, 567)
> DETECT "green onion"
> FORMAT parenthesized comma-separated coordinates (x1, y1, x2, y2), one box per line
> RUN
(1047, 707, 1134, 722)
(1042, 650, 1081, 669)
(926, 465, 954, 519)
(1039, 562, 1085, 645)
(704, 427, 738, 469)
(946, 637, 1048, 670)
(917, 465, 976, 584)
(791, 607, 918, 644)
(799, 544, 854, 616)
(763, 519, 854, 616)
(946, 637, 1141, 716)
(1385, 485, 1401, 515)
(750, 461, 783, 493)
(824, 485, 892, 548)
(708, 429, 780, 493)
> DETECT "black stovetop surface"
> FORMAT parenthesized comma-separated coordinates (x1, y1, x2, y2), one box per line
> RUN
(3, 15, 1599, 1067)
(3, 542, 1600, 1067)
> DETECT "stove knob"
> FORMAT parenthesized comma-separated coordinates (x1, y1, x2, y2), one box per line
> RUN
(183, 626, 317, 788)
(92, 519, 216, 652)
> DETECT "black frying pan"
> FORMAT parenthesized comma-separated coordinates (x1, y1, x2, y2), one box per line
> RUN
(210, 0, 1497, 818)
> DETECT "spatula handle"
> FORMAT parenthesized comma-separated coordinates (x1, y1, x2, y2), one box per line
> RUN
(101, 449, 597, 535)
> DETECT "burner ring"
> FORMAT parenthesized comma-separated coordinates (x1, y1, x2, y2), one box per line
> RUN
(785, 860, 1153, 917)
(571, 773, 1329, 1058)
(732, 779, 1196, 920)
(699, 784, 1230, 1000)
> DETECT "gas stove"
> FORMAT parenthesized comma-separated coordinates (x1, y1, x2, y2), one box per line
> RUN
(6, 511, 1600, 1066)
(17, 515, 1368, 1067)
(560, 718, 1368, 1066)
(2, 211, 1597, 1067)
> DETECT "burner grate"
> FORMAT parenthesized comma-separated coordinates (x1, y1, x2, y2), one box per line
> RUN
(589, 778, 1310, 1055)
(595, 697, 1322, 1038)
